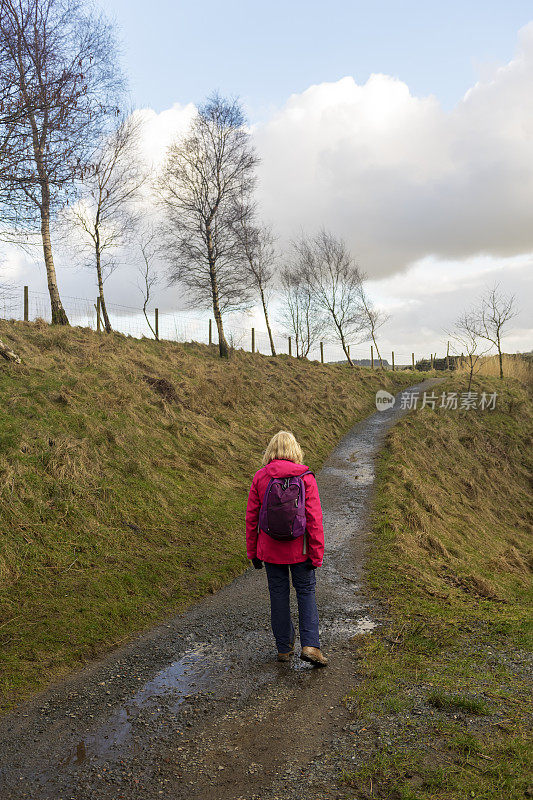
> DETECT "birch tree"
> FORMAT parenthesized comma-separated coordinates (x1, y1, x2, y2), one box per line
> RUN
(158, 94, 257, 358)
(66, 115, 145, 332)
(279, 263, 322, 358)
(356, 282, 389, 369)
(451, 311, 490, 392)
(0, 0, 122, 324)
(472, 284, 518, 379)
(136, 224, 163, 339)
(298, 230, 365, 366)
(233, 207, 277, 356)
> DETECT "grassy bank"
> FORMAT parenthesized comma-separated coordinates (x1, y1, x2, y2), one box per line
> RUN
(342, 376, 532, 800)
(0, 320, 417, 713)
(455, 353, 532, 386)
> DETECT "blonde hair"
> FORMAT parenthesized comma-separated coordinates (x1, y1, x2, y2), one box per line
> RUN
(262, 431, 304, 466)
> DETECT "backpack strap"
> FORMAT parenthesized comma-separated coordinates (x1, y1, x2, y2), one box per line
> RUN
(299, 470, 314, 554)
(298, 470, 314, 503)
(299, 469, 314, 503)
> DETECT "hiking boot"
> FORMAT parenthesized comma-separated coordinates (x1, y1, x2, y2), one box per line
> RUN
(277, 637, 296, 662)
(300, 646, 328, 667)
(277, 651, 292, 662)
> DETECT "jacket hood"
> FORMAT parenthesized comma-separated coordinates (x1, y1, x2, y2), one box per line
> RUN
(263, 459, 310, 478)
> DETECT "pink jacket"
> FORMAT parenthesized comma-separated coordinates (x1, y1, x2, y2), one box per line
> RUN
(245, 459, 325, 567)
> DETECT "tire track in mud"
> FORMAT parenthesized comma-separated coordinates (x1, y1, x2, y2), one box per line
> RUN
(0, 378, 441, 800)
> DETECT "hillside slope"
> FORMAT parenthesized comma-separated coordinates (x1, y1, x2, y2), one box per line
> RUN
(341, 376, 532, 799)
(0, 320, 416, 712)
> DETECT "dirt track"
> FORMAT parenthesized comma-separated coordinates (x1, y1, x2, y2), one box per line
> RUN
(0, 379, 439, 800)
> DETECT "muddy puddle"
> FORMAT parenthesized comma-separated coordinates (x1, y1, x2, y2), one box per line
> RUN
(59, 646, 215, 766)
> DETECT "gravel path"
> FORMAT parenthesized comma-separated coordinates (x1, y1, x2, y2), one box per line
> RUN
(0, 379, 440, 800)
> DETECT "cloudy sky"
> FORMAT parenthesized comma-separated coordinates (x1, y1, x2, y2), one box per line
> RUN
(3, 1, 532, 358)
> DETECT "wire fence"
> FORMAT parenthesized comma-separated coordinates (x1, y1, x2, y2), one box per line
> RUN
(0, 285, 440, 368)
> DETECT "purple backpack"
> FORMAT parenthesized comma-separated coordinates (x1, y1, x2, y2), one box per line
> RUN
(258, 470, 314, 541)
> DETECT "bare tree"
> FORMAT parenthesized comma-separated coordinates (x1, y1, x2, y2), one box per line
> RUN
(472, 284, 518, 379)
(356, 281, 390, 369)
(279, 263, 322, 358)
(157, 93, 257, 358)
(451, 312, 490, 392)
(0, 0, 122, 324)
(297, 230, 365, 366)
(136, 224, 163, 339)
(65, 115, 145, 332)
(0, 86, 29, 236)
(233, 205, 277, 355)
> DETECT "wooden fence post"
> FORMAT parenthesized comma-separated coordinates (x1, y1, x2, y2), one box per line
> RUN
(412, 352, 415, 370)
(431, 353, 434, 370)
(392, 351, 395, 371)
(209, 318, 212, 346)
(155, 308, 159, 341)
(288, 336, 292, 356)
(371, 345, 374, 369)
(320, 341, 324, 363)
(96, 297, 101, 333)
(23, 285, 29, 322)
(251, 327, 255, 354)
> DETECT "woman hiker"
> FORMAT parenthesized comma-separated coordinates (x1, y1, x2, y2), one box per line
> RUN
(245, 431, 328, 666)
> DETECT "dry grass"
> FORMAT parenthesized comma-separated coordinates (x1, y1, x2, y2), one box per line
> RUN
(375, 377, 532, 605)
(455, 352, 533, 386)
(343, 374, 533, 799)
(0, 319, 417, 713)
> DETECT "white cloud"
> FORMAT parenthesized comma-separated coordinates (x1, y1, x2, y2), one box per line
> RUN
(366, 254, 532, 358)
(134, 102, 196, 168)
(2, 26, 532, 355)
(254, 22, 533, 278)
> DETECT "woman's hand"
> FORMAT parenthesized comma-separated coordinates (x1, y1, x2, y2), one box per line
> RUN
(252, 557, 263, 569)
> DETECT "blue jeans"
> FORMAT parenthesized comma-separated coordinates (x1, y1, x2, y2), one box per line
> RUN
(265, 561, 320, 652)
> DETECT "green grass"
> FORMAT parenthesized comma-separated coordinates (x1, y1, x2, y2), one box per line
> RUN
(427, 692, 490, 715)
(341, 375, 533, 800)
(0, 319, 418, 714)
